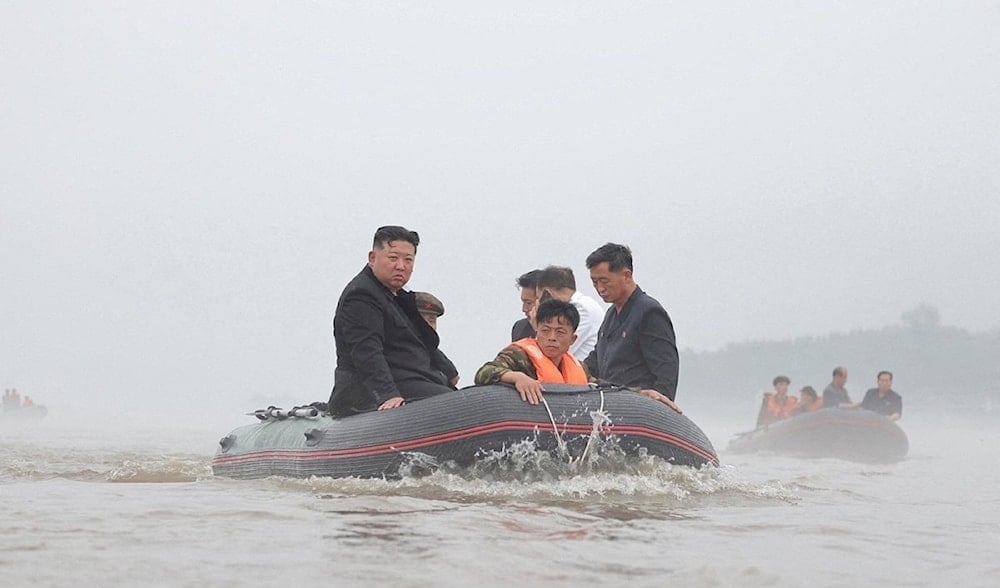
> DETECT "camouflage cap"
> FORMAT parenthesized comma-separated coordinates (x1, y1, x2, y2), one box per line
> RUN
(414, 291, 444, 317)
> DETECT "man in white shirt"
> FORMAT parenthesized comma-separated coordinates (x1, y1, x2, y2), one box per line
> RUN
(535, 265, 605, 360)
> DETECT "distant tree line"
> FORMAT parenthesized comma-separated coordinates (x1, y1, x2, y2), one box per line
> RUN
(679, 305, 1000, 421)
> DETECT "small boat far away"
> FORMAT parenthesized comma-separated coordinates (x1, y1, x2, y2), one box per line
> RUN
(727, 408, 908, 463)
(0, 404, 48, 426)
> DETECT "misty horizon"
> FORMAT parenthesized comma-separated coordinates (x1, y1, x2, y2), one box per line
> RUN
(3, 4, 998, 416)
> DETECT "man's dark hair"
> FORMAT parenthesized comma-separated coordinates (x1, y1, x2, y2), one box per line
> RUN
(516, 269, 542, 289)
(773, 375, 790, 386)
(800, 386, 817, 400)
(833, 366, 846, 378)
(585, 242, 633, 272)
(877, 370, 893, 380)
(373, 225, 420, 250)
(536, 266, 576, 292)
(535, 299, 580, 331)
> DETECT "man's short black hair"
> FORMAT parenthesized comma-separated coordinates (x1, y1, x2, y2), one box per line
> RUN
(833, 366, 846, 378)
(877, 370, 893, 380)
(800, 386, 817, 400)
(516, 269, 542, 289)
(373, 225, 420, 250)
(773, 375, 790, 386)
(536, 266, 576, 292)
(585, 242, 633, 272)
(535, 299, 580, 331)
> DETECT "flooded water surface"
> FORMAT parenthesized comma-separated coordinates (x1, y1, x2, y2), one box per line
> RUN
(2, 411, 998, 587)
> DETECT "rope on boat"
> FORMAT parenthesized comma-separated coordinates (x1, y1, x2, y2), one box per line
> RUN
(249, 405, 320, 421)
(572, 388, 605, 466)
(539, 396, 568, 458)
(540, 387, 606, 465)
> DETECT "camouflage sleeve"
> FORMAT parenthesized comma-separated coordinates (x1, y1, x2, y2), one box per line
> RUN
(474, 345, 537, 385)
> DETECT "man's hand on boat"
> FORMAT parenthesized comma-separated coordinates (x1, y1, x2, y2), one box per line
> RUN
(638, 389, 682, 414)
(378, 396, 406, 410)
(502, 371, 545, 405)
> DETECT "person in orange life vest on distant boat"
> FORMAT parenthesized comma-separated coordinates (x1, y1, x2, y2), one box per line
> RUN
(792, 386, 822, 415)
(756, 375, 799, 426)
(475, 299, 593, 405)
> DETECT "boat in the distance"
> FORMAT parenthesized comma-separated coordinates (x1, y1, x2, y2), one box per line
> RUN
(727, 408, 908, 463)
(0, 404, 48, 425)
(212, 383, 719, 479)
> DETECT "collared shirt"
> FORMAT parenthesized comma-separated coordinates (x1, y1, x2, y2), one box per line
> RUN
(860, 388, 903, 417)
(583, 285, 679, 400)
(822, 383, 852, 407)
(569, 291, 605, 360)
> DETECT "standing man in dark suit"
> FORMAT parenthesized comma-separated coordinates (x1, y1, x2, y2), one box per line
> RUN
(583, 243, 681, 413)
(327, 226, 457, 416)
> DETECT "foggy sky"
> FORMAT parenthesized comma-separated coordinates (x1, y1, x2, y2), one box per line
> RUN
(3, 3, 998, 415)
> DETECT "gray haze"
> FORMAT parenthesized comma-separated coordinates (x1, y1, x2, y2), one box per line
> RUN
(3, 3, 999, 418)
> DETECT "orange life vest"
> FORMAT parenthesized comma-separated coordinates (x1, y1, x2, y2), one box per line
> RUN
(511, 338, 589, 384)
(764, 392, 799, 421)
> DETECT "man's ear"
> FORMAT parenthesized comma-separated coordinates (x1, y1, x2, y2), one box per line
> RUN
(571, 334, 578, 344)
(367, 250, 375, 266)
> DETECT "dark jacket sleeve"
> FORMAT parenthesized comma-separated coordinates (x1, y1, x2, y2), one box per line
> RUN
(583, 348, 599, 377)
(336, 291, 400, 404)
(638, 308, 679, 400)
(432, 348, 459, 385)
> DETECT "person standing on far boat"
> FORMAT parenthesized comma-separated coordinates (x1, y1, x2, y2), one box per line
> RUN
(822, 366, 853, 408)
(859, 371, 903, 421)
(756, 375, 798, 426)
(327, 226, 457, 417)
(583, 242, 681, 413)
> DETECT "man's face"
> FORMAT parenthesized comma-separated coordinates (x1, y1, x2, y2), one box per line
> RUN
(589, 262, 631, 305)
(535, 316, 577, 361)
(775, 381, 789, 395)
(368, 240, 415, 292)
(520, 287, 538, 318)
(877, 373, 892, 392)
(835, 370, 848, 386)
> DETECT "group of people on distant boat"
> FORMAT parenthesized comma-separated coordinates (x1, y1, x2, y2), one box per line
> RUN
(323, 225, 681, 418)
(2, 388, 35, 411)
(756, 366, 903, 427)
